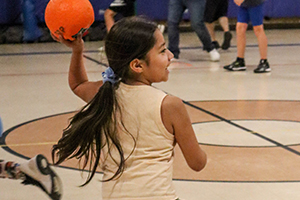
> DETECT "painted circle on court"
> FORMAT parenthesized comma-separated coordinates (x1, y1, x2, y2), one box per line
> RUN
(193, 120, 300, 147)
(1, 100, 300, 182)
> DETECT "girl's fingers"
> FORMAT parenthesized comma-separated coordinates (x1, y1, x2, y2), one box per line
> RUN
(77, 33, 83, 40)
(50, 32, 59, 41)
(50, 32, 84, 51)
(50, 32, 66, 43)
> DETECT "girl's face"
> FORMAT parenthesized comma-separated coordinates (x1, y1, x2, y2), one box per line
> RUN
(138, 29, 174, 85)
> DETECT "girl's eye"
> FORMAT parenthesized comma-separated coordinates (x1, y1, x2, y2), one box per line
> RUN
(161, 48, 167, 53)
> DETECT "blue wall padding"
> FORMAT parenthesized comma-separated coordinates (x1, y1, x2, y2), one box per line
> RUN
(1, 0, 300, 24)
(269, 0, 300, 18)
(0, 0, 22, 24)
(136, 0, 169, 20)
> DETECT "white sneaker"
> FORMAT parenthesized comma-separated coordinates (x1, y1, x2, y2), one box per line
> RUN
(19, 154, 63, 200)
(98, 46, 106, 61)
(171, 58, 179, 62)
(98, 46, 109, 66)
(209, 48, 220, 62)
(158, 24, 165, 34)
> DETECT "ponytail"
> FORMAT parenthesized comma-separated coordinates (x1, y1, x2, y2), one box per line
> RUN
(52, 81, 125, 186)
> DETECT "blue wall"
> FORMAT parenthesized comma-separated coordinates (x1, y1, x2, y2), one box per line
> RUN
(0, 0, 22, 24)
(1, 0, 300, 24)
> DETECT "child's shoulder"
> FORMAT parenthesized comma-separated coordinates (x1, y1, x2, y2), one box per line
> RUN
(162, 95, 184, 111)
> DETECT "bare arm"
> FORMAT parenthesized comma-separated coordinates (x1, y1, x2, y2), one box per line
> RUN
(234, 0, 245, 6)
(104, 9, 117, 32)
(53, 34, 103, 103)
(161, 95, 207, 171)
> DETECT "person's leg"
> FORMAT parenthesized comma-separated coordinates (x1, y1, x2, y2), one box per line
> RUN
(216, 0, 231, 49)
(248, 3, 270, 73)
(204, 0, 218, 43)
(235, 6, 250, 59)
(205, 22, 216, 41)
(104, 9, 117, 32)
(187, 0, 220, 61)
(248, 4, 267, 60)
(205, 22, 220, 49)
(236, 22, 248, 59)
(186, 0, 214, 52)
(167, 0, 185, 59)
(219, 16, 230, 33)
(253, 25, 268, 59)
(217, 0, 230, 32)
(223, 6, 249, 71)
(219, 16, 232, 50)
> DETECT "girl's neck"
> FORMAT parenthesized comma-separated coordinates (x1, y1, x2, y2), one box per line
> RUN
(124, 79, 151, 86)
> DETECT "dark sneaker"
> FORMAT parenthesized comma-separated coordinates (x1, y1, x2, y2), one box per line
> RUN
(254, 60, 271, 73)
(19, 154, 63, 200)
(221, 31, 232, 50)
(224, 60, 246, 71)
(203, 41, 220, 51)
(212, 41, 220, 49)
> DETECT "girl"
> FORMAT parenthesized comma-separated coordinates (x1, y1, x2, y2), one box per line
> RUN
(52, 16, 207, 200)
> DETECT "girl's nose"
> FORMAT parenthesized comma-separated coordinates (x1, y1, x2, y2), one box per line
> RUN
(167, 49, 174, 60)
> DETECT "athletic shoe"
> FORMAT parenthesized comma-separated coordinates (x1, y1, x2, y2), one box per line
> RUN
(254, 60, 271, 73)
(224, 60, 246, 71)
(203, 41, 220, 51)
(19, 154, 62, 200)
(221, 31, 232, 50)
(158, 24, 165, 34)
(98, 46, 106, 60)
(209, 48, 220, 62)
(212, 41, 220, 49)
(171, 58, 179, 62)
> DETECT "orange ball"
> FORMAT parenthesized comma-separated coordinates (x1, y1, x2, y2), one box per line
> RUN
(45, 0, 95, 41)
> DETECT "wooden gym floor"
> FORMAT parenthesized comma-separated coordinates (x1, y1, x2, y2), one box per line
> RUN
(1, 28, 300, 199)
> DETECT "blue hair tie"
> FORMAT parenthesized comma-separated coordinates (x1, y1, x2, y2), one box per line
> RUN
(102, 67, 118, 84)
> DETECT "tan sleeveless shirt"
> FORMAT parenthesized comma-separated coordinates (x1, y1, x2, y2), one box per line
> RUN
(101, 82, 177, 200)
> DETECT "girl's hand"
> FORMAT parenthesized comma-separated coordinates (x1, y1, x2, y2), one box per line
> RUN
(51, 32, 84, 53)
(234, 0, 244, 6)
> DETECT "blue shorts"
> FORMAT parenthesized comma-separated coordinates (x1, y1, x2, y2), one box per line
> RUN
(237, 4, 264, 26)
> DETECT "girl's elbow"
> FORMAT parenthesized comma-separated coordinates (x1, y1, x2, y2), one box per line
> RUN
(191, 153, 207, 172)
(192, 161, 206, 172)
(194, 161, 207, 172)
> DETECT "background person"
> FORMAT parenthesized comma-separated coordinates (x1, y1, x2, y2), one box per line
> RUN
(167, 0, 220, 61)
(104, 0, 136, 32)
(224, 0, 271, 73)
(204, 0, 232, 50)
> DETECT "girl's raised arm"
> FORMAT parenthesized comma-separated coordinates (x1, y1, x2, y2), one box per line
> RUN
(53, 33, 103, 102)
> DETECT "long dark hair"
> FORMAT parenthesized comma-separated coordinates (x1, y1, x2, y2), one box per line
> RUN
(52, 16, 158, 186)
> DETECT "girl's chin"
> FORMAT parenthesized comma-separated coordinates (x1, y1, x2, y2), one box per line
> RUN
(163, 74, 169, 82)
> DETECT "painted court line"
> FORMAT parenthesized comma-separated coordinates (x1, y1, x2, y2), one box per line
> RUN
(183, 100, 300, 156)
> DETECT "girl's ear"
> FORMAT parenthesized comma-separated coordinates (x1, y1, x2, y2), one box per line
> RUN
(129, 59, 144, 73)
